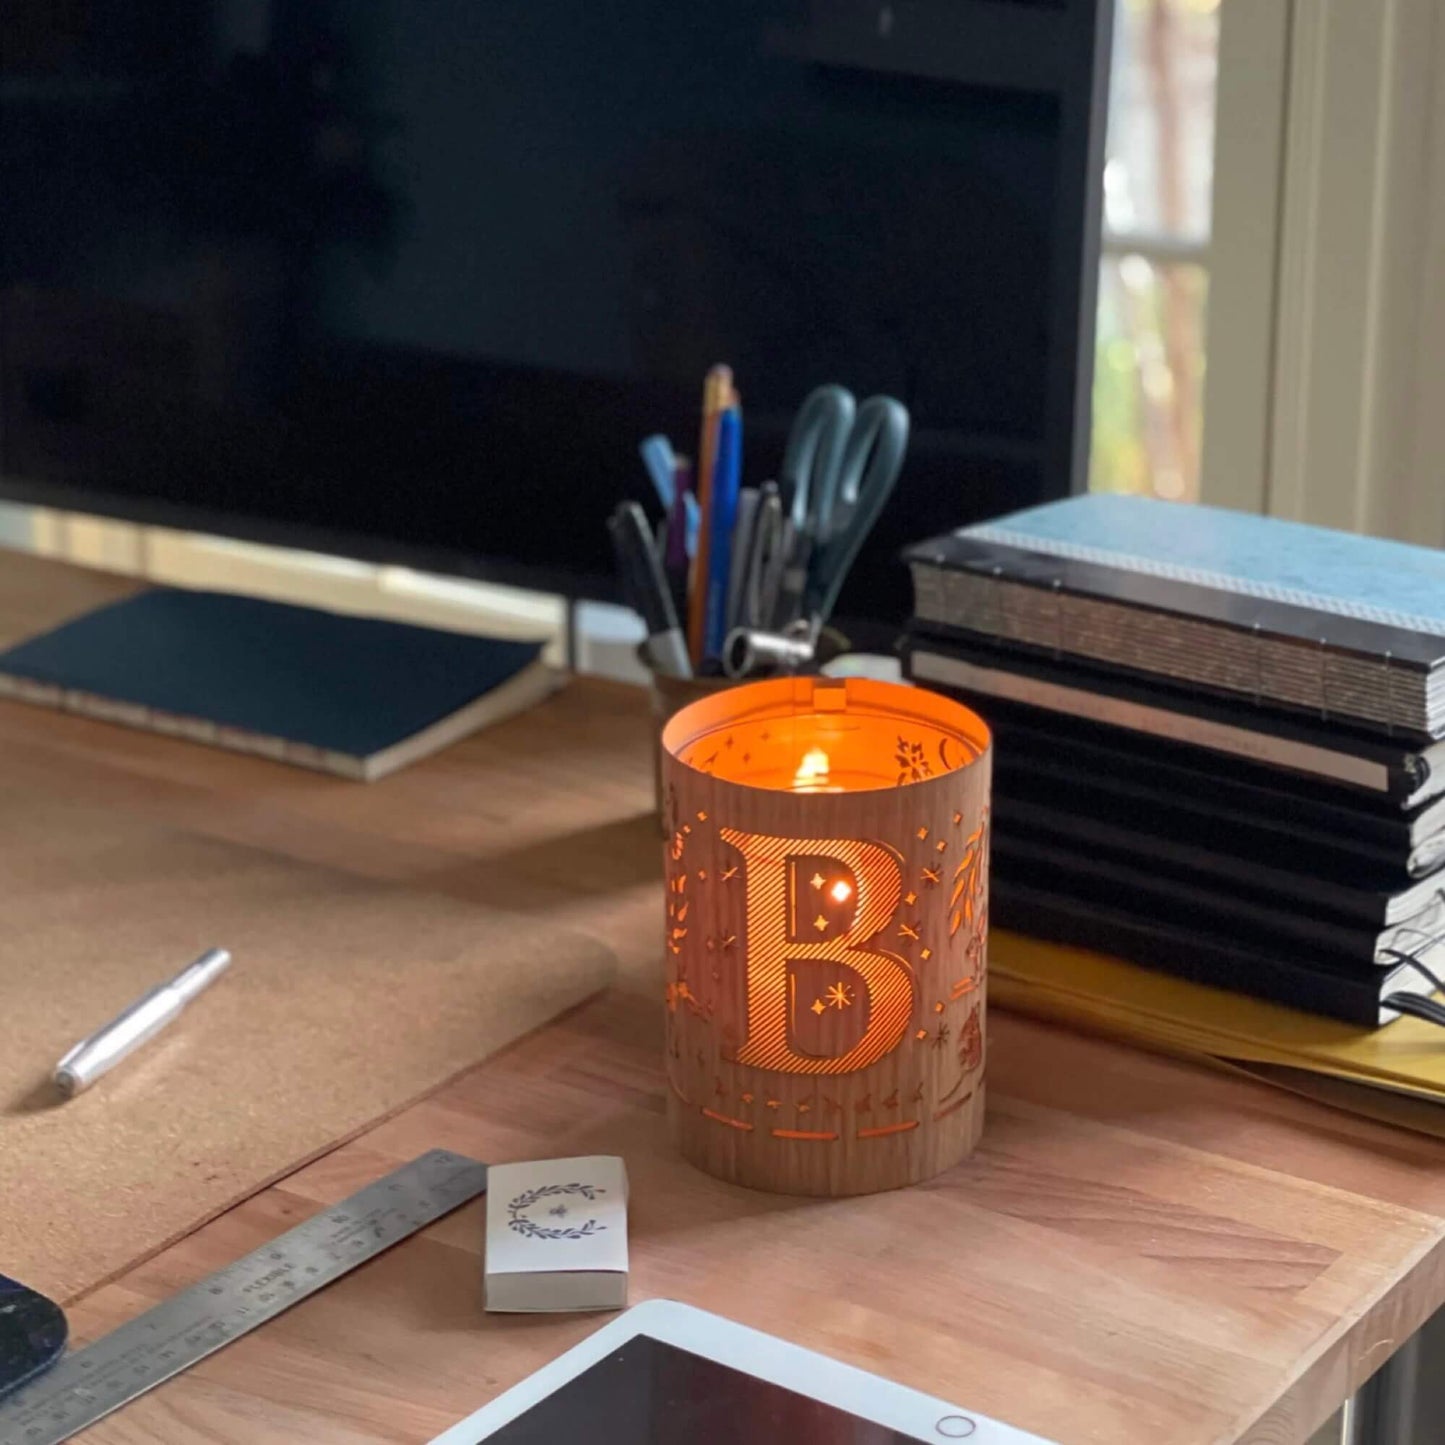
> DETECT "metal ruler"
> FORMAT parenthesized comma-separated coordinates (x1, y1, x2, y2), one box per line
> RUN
(0, 1150, 488, 1445)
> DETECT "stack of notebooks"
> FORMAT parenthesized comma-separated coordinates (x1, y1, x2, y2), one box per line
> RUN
(903, 493, 1445, 1032)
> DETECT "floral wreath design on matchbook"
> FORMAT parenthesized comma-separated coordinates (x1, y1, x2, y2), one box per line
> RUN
(506, 1182, 609, 1241)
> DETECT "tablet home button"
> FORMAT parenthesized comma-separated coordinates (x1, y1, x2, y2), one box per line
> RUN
(935, 1416, 976, 1439)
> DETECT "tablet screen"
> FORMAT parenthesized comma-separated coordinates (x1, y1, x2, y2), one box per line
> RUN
(477, 1334, 928, 1443)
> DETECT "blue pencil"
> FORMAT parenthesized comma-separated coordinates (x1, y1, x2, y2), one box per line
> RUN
(702, 406, 742, 662)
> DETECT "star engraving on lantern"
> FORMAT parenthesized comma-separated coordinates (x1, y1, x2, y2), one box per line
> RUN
(935, 839, 947, 853)
(796, 1099, 814, 1115)
(741, 1092, 754, 1105)
(916, 827, 929, 841)
(953, 811, 964, 825)
(824, 982, 854, 1010)
(811, 872, 826, 890)
(882, 1089, 899, 1110)
(915, 1029, 929, 1041)
(921, 946, 933, 961)
(719, 933, 737, 951)
(921, 866, 942, 886)
(934, 1000, 945, 1014)
(810, 998, 826, 1016)
(721, 865, 738, 882)
(904, 890, 918, 906)
(932, 1021, 951, 1049)
(911, 1081, 926, 1103)
(822, 1095, 842, 1114)
(813, 914, 829, 933)
(765, 1097, 782, 1111)
(696, 810, 708, 822)
(898, 920, 921, 941)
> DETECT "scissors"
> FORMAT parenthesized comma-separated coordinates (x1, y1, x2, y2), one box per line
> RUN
(773, 384, 909, 628)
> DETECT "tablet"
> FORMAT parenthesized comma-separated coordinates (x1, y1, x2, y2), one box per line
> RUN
(429, 1299, 1058, 1444)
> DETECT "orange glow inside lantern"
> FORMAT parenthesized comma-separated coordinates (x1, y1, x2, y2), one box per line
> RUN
(659, 676, 993, 1197)
(664, 675, 989, 795)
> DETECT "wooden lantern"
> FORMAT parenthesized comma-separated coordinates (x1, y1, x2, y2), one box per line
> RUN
(660, 675, 991, 1196)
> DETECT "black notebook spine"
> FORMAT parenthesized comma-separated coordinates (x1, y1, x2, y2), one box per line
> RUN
(904, 639, 1431, 805)
(992, 881, 1395, 1026)
(905, 535, 1444, 671)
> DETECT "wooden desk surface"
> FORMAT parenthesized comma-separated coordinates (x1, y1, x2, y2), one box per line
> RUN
(6, 550, 1445, 1445)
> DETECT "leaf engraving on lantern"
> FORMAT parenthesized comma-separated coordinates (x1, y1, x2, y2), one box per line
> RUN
(857, 1119, 919, 1139)
(957, 1005, 983, 1074)
(702, 1108, 753, 1132)
(933, 1089, 975, 1121)
(895, 735, 933, 784)
(948, 809, 990, 939)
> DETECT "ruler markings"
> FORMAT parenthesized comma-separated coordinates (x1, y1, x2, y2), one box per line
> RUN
(0, 1151, 487, 1445)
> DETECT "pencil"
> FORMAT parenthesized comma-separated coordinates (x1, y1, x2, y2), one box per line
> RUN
(686, 364, 733, 666)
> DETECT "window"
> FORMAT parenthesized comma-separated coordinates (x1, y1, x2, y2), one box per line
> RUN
(1090, 0, 1219, 502)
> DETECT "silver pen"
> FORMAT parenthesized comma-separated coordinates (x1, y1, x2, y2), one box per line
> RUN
(53, 947, 232, 1097)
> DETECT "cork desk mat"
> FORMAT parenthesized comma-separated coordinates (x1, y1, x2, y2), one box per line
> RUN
(0, 785, 615, 1303)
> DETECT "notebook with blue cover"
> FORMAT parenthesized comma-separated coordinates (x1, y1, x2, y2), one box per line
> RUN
(906, 494, 1445, 737)
(0, 589, 556, 780)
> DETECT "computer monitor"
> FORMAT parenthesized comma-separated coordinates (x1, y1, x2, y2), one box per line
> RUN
(1, 0, 1110, 630)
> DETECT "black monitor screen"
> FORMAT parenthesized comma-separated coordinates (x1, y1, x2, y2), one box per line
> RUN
(1, 1, 1100, 620)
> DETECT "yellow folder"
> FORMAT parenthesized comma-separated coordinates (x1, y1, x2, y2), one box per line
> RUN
(991, 932, 1445, 1122)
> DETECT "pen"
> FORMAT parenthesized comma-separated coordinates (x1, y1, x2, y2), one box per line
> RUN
(609, 502, 691, 678)
(664, 464, 691, 618)
(639, 435, 677, 510)
(686, 364, 733, 666)
(725, 486, 761, 637)
(53, 947, 232, 1097)
(702, 405, 742, 662)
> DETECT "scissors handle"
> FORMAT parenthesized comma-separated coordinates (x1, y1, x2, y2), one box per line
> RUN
(779, 384, 855, 534)
(805, 395, 910, 623)
(742, 484, 785, 631)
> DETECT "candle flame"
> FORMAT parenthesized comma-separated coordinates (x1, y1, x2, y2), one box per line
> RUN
(794, 747, 831, 789)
